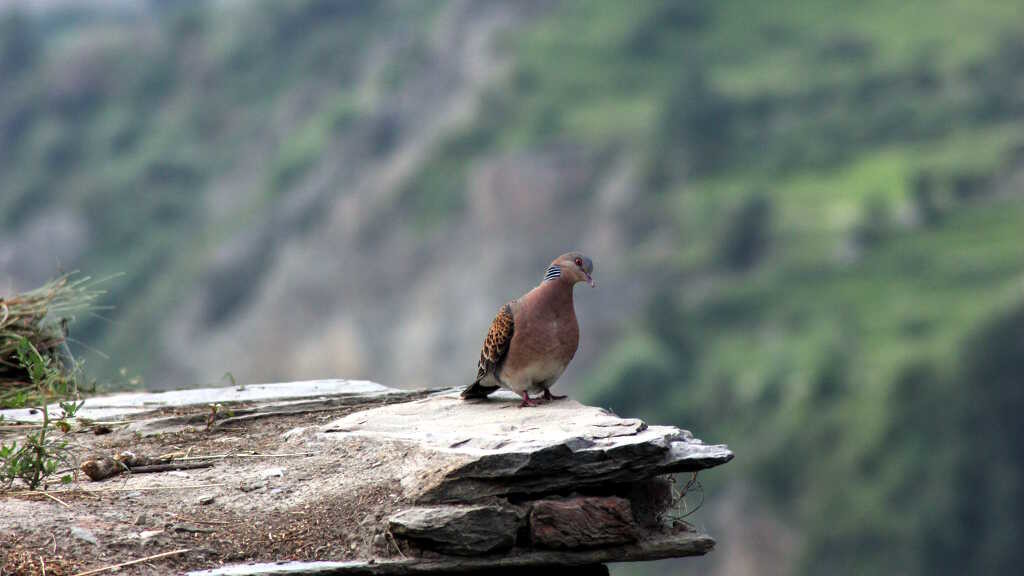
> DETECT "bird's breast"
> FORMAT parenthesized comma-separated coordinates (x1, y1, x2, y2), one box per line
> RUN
(546, 312, 579, 357)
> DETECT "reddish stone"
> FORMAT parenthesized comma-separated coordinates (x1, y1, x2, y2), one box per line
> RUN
(530, 496, 638, 549)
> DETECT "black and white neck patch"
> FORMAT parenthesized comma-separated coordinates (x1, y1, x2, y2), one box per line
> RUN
(543, 265, 561, 282)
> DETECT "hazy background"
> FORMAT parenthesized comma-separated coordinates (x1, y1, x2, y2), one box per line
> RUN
(3, 1, 1024, 574)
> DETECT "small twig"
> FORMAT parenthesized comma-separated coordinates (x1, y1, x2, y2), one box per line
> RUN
(128, 461, 214, 474)
(41, 491, 71, 510)
(212, 406, 346, 428)
(170, 523, 217, 534)
(71, 548, 190, 576)
(385, 527, 408, 559)
(676, 472, 705, 519)
(170, 452, 313, 462)
(169, 514, 231, 525)
(40, 555, 46, 576)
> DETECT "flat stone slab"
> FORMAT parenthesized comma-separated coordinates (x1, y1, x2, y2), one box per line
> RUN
(0, 379, 402, 423)
(388, 505, 524, 555)
(322, 391, 733, 502)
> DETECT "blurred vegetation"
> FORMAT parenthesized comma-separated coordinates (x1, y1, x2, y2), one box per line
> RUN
(410, 1, 1024, 574)
(0, 0, 425, 377)
(2, 0, 1024, 573)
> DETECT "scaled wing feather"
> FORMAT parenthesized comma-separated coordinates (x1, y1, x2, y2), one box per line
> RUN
(461, 302, 514, 398)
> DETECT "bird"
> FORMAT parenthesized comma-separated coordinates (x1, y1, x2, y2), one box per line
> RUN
(461, 252, 595, 407)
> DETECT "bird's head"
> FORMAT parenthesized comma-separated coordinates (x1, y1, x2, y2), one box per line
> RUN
(548, 252, 595, 287)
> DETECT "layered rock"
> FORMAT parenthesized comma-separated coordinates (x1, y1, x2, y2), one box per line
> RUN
(529, 497, 638, 549)
(321, 391, 732, 503)
(388, 505, 525, 555)
(314, 389, 733, 572)
(1, 380, 732, 575)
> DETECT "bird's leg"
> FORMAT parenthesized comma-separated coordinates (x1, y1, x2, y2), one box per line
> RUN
(519, 391, 540, 408)
(542, 389, 567, 401)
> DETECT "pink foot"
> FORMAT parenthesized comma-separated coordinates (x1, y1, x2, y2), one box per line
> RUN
(519, 392, 540, 408)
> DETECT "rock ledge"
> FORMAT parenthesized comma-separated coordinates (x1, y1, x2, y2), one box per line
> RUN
(0, 380, 731, 575)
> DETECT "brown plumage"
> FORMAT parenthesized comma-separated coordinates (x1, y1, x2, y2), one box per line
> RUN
(461, 252, 595, 407)
(461, 303, 514, 399)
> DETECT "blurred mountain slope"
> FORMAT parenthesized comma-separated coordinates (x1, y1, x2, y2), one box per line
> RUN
(2, 1, 1024, 575)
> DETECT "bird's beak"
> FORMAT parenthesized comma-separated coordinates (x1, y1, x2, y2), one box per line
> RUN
(585, 273, 596, 288)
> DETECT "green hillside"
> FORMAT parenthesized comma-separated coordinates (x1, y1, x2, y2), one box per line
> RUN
(412, 1, 1024, 574)
(2, 1, 1024, 574)
(1, 1, 436, 378)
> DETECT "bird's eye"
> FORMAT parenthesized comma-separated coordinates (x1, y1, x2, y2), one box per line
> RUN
(574, 257, 583, 267)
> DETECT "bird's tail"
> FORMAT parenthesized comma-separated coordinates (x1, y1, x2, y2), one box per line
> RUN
(461, 380, 499, 399)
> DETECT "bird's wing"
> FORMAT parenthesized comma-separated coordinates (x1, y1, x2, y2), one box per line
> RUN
(461, 302, 514, 399)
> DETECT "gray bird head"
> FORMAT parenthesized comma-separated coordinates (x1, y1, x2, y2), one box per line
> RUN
(550, 252, 595, 287)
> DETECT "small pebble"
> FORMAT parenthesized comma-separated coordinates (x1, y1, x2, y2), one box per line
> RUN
(260, 467, 285, 479)
(71, 526, 99, 546)
(198, 495, 215, 505)
(239, 481, 266, 492)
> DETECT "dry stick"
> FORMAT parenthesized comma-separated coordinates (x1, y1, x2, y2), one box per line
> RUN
(171, 452, 313, 462)
(40, 555, 46, 576)
(385, 527, 408, 559)
(212, 407, 340, 428)
(71, 548, 190, 576)
(41, 491, 71, 510)
(128, 461, 214, 474)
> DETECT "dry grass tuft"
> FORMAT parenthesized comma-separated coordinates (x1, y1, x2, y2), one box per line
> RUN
(0, 274, 108, 408)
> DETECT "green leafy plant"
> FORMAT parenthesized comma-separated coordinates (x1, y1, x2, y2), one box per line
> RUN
(0, 337, 82, 490)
